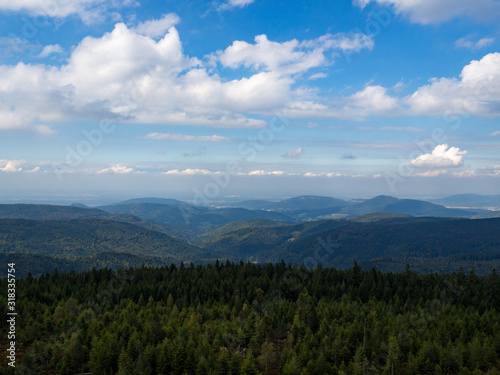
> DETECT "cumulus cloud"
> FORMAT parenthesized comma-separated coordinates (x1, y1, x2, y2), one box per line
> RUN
(142, 132, 229, 142)
(455, 36, 494, 51)
(408, 144, 467, 168)
(354, 0, 500, 24)
(0, 22, 277, 130)
(98, 164, 134, 174)
(348, 85, 401, 115)
(0, 20, 380, 131)
(283, 148, 303, 158)
(0, 159, 24, 172)
(218, 32, 373, 76)
(406, 53, 500, 117)
(38, 44, 63, 58)
(134, 14, 180, 38)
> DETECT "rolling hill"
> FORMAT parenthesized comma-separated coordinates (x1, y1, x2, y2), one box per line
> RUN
(0, 218, 203, 261)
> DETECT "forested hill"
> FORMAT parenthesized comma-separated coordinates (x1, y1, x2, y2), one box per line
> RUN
(200, 217, 500, 274)
(0, 203, 138, 222)
(0, 263, 499, 374)
(0, 219, 204, 275)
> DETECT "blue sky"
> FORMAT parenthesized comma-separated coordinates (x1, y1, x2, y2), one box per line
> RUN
(0, 0, 499, 203)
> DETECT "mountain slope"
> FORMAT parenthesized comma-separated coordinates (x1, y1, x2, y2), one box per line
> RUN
(100, 203, 295, 232)
(341, 195, 479, 218)
(0, 204, 137, 222)
(282, 217, 500, 269)
(0, 218, 202, 260)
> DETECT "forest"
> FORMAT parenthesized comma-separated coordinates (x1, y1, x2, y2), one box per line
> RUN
(1, 262, 499, 374)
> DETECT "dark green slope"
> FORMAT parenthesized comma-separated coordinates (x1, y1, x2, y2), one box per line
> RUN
(0, 252, 172, 278)
(0, 218, 202, 260)
(0, 203, 138, 222)
(282, 217, 500, 271)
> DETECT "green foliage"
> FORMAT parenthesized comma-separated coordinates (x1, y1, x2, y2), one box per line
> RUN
(1, 263, 500, 373)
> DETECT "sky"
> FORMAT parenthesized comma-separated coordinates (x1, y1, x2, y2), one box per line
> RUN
(0, 0, 499, 204)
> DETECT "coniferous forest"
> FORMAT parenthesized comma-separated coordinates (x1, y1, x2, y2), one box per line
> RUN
(1, 262, 500, 374)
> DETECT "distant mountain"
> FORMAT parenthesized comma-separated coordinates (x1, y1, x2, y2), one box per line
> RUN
(340, 195, 480, 218)
(265, 195, 351, 211)
(226, 195, 479, 221)
(0, 204, 139, 222)
(111, 197, 191, 206)
(226, 199, 275, 210)
(99, 202, 295, 232)
(70, 203, 89, 208)
(430, 194, 500, 209)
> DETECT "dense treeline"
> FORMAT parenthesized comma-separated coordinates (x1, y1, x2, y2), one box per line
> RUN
(1, 262, 500, 374)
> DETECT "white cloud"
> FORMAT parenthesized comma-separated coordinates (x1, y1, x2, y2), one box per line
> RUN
(218, 32, 373, 76)
(142, 132, 229, 142)
(0, 159, 24, 172)
(0, 0, 136, 23)
(219, 34, 326, 75)
(349, 85, 401, 115)
(355, 0, 500, 24)
(304, 32, 375, 52)
(455, 36, 494, 51)
(283, 147, 303, 158)
(26, 166, 41, 173)
(453, 170, 477, 178)
(414, 169, 448, 177)
(34, 124, 56, 136)
(409, 144, 467, 168)
(303, 172, 363, 178)
(406, 53, 500, 117)
(98, 164, 134, 174)
(453, 166, 500, 177)
(490, 131, 500, 136)
(0, 20, 380, 131)
(38, 44, 63, 58)
(134, 14, 180, 38)
(0, 22, 277, 130)
(164, 168, 212, 175)
(479, 165, 500, 177)
(248, 170, 285, 176)
(227, 0, 255, 8)
(309, 73, 327, 80)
